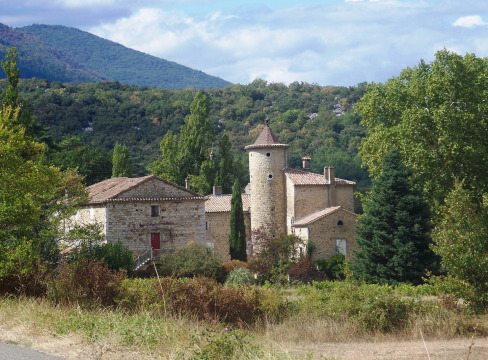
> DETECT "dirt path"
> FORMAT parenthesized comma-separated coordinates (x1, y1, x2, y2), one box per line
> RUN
(286, 338, 488, 360)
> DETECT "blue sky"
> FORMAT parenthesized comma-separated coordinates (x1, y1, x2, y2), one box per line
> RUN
(1, 0, 487, 86)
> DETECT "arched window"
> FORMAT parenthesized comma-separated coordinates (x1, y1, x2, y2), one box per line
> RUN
(337, 220, 343, 226)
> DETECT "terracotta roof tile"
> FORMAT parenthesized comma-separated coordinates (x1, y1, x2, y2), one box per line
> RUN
(245, 126, 289, 149)
(85, 175, 201, 203)
(284, 168, 356, 186)
(205, 194, 251, 213)
(292, 206, 357, 226)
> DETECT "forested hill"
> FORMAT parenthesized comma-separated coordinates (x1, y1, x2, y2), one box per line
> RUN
(4, 79, 369, 189)
(0, 23, 231, 89)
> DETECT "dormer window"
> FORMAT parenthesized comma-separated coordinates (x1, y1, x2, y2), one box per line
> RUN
(151, 205, 160, 217)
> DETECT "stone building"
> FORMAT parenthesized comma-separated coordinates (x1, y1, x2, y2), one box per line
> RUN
(207, 125, 357, 261)
(68, 175, 206, 268)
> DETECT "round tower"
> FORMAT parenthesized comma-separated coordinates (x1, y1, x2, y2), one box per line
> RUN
(245, 125, 289, 247)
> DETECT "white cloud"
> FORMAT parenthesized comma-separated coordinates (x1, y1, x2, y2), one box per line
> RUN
(453, 15, 487, 28)
(84, 1, 488, 86)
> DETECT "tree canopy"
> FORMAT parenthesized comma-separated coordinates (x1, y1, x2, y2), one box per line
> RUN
(357, 50, 488, 211)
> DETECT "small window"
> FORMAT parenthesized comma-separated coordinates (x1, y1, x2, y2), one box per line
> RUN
(205, 222, 209, 230)
(337, 220, 343, 226)
(151, 205, 159, 217)
(268, 174, 273, 180)
(266, 152, 271, 157)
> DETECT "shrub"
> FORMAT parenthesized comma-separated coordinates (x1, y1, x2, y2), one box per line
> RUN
(116, 278, 161, 313)
(159, 277, 262, 324)
(47, 258, 126, 309)
(190, 327, 252, 360)
(288, 257, 327, 284)
(221, 260, 248, 275)
(159, 242, 224, 281)
(225, 267, 255, 286)
(315, 253, 346, 280)
(67, 240, 135, 273)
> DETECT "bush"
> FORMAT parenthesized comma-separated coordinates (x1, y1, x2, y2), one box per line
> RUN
(221, 260, 248, 275)
(315, 253, 346, 280)
(225, 267, 255, 286)
(288, 257, 327, 284)
(159, 277, 261, 324)
(47, 258, 126, 309)
(67, 240, 135, 273)
(159, 242, 224, 280)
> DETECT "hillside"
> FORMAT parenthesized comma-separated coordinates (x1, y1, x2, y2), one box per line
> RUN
(0, 23, 232, 89)
(3, 79, 369, 190)
(0, 23, 107, 83)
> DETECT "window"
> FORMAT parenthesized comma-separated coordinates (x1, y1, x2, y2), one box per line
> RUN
(335, 239, 347, 256)
(337, 220, 343, 226)
(151, 205, 159, 217)
(268, 173, 273, 180)
(266, 152, 271, 157)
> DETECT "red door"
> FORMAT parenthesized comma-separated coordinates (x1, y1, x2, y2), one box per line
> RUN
(151, 233, 160, 258)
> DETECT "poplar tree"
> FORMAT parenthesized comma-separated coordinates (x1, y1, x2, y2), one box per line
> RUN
(112, 142, 133, 178)
(352, 150, 439, 284)
(229, 179, 247, 261)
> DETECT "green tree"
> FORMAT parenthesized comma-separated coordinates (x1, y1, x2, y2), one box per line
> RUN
(179, 90, 214, 180)
(149, 130, 180, 184)
(432, 184, 488, 312)
(49, 137, 112, 185)
(1, 48, 20, 109)
(215, 132, 234, 193)
(351, 150, 439, 285)
(229, 179, 247, 261)
(0, 105, 86, 283)
(357, 50, 488, 212)
(112, 142, 133, 178)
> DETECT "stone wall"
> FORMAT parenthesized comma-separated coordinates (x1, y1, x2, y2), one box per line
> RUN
(206, 212, 251, 261)
(335, 185, 355, 212)
(293, 209, 357, 260)
(105, 199, 206, 255)
(66, 204, 107, 235)
(293, 185, 329, 221)
(118, 177, 193, 199)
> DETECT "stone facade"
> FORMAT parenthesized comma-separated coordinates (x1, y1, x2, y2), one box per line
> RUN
(70, 175, 206, 257)
(292, 208, 358, 260)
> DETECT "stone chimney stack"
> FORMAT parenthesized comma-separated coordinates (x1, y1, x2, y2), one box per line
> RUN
(324, 166, 336, 207)
(324, 166, 335, 185)
(301, 157, 311, 171)
(213, 186, 223, 196)
(185, 178, 190, 190)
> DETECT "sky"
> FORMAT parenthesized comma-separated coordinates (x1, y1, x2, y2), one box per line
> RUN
(1, 0, 488, 86)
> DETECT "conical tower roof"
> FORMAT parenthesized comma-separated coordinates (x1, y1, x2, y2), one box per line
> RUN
(245, 125, 289, 150)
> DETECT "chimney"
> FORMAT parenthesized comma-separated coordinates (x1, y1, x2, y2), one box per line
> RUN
(324, 166, 336, 207)
(213, 186, 222, 196)
(185, 178, 190, 190)
(324, 166, 335, 185)
(301, 157, 311, 171)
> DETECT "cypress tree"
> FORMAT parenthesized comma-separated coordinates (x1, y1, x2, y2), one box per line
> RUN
(229, 179, 247, 261)
(352, 150, 439, 284)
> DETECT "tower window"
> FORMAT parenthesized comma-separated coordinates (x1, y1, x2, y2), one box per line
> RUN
(268, 174, 273, 180)
(266, 152, 271, 157)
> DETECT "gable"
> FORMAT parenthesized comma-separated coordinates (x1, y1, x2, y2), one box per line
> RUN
(292, 206, 357, 227)
(117, 177, 197, 199)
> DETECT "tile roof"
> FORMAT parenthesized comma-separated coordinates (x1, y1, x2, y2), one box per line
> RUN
(205, 194, 251, 213)
(85, 175, 202, 204)
(244, 126, 289, 150)
(292, 206, 357, 226)
(284, 168, 356, 186)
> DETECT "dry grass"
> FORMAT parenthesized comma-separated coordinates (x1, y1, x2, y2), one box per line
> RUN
(2, 289, 488, 360)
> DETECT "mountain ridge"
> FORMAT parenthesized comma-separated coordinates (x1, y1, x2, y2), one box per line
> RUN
(0, 23, 232, 89)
